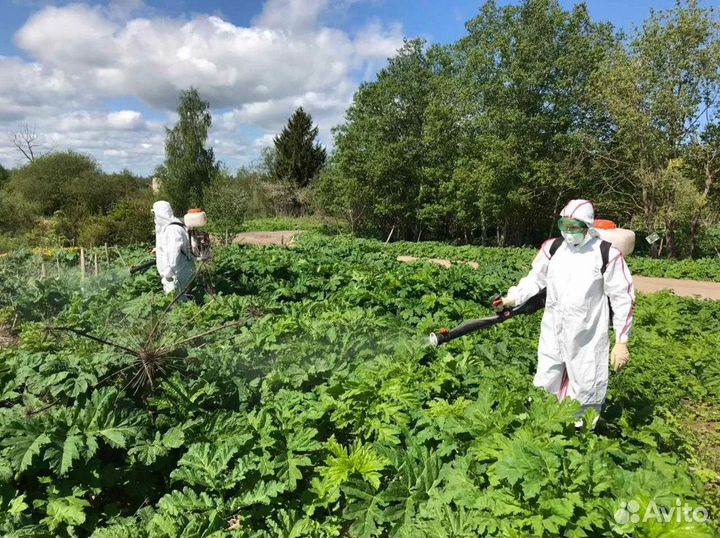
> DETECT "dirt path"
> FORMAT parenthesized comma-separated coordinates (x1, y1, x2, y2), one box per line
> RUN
(232, 230, 301, 247)
(633, 275, 720, 300)
(397, 255, 720, 300)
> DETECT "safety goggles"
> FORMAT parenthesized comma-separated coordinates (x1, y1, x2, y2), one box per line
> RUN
(557, 217, 588, 233)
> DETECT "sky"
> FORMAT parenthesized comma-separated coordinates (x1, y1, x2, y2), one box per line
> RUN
(0, 0, 698, 176)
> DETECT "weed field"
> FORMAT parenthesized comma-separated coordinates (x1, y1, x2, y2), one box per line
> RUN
(0, 235, 719, 537)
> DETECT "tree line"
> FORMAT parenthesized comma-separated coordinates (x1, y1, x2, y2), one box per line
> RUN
(0, 90, 326, 249)
(316, 0, 720, 258)
(1, 0, 718, 258)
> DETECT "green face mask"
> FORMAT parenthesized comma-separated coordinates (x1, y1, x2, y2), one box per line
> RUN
(558, 217, 588, 246)
(561, 230, 586, 245)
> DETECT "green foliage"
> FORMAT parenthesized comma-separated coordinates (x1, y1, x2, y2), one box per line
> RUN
(271, 107, 326, 189)
(203, 172, 248, 233)
(0, 163, 9, 185)
(239, 216, 347, 234)
(77, 194, 155, 247)
(591, 0, 720, 257)
(0, 189, 40, 235)
(323, 39, 431, 239)
(3, 153, 149, 245)
(9, 151, 101, 215)
(0, 234, 718, 537)
(319, 0, 720, 257)
(160, 87, 217, 213)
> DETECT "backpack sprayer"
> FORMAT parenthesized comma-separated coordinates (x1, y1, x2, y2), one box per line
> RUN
(130, 208, 211, 275)
(184, 208, 211, 261)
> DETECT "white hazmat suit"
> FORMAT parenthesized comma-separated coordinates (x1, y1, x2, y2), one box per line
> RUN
(504, 200, 635, 412)
(152, 201, 195, 295)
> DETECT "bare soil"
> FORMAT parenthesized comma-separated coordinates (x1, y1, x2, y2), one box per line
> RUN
(232, 230, 301, 247)
(0, 324, 17, 348)
(633, 275, 720, 300)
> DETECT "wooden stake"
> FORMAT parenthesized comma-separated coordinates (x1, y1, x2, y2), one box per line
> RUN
(41, 263, 47, 279)
(385, 225, 395, 244)
(80, 248, 86, 281)
(104, 243, 110, 265)
(114, 247, 127, 266)
(94, 252, 99, 276)
(56, 255, 60, 274)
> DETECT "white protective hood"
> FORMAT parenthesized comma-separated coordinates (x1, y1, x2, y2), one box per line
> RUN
(152, 201, 182, 238)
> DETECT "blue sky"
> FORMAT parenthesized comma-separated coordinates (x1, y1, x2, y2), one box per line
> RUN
(0, 0, 701, 175)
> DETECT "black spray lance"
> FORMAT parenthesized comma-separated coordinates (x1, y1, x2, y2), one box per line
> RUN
(429, 289, 548, 346)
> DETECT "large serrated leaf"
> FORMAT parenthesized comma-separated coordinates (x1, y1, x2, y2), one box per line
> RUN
(20, 432, 50, 472)
(59, 432, 83, 475)
(42, 495, 90, 532)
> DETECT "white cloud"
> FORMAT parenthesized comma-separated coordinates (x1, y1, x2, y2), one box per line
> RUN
(0, 0, 405, 174)
(0, 57, 78, 121)
(15, 5, 119, 69)
(254, 133, 276, 149)
(50, 110, 147, 132)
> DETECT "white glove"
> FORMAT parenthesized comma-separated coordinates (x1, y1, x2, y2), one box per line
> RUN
(492, 295, 517, 313)
(610, 342, 629, 371)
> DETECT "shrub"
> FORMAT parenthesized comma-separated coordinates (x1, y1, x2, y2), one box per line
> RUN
(9, 151, 100, 215)
(77, 195, 154, 247)
(0, 189, 40, 235)
(203, 175, 248, 233)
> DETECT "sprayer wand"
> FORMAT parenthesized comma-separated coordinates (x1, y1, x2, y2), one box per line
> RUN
(130, 259, 156, 275)
(429, 289, 548, 346)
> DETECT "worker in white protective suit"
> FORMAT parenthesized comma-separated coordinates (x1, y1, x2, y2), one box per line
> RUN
(152, 201, 195, 296)
(493, 199, 635, 427)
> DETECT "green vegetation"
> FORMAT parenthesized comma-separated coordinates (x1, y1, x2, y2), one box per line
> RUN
(156, 87, 218, 214)
(0, 235, 718, 537)
(317, 0, 720, 257)
(0, 152, 153, 249)
(3, 1, 718, 260)
(270, 107, 326, 189)
(238, 217, 348, 234)
(257, 107, 327, 217)
(375, 238, 720, 283)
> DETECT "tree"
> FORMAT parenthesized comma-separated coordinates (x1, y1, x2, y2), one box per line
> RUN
(0, 190, 39, 235)
(8, 151, 101, 215)
(9, 124, 41, 162)
(325, 39, 432, 239)
(438, 0, 615, 245)
(203, 170, 248, 232)
(591, 0, 720, 257)
(313, 0, 719, 256)
(160, 87, 217, 213)
(271, 107, 326, 189)
(0, 163, 8, 186)
(686, 123, 720, 256)
(314, 157, 368, 233)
